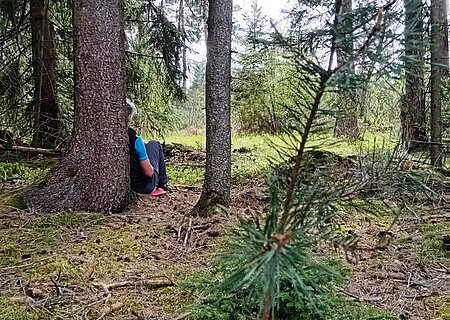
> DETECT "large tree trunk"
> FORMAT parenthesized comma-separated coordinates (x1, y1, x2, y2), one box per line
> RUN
(30, 0, 60, 148)
(402, 0, 426, 150)
(333, 0, 358, 138)
(192, 0, 232, 217)
(27, 0, 129, 213)
(430, 0, 449, 167)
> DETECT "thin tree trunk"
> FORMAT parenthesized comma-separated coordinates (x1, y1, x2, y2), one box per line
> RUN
(30, 0, 60, 148)
(192, 0, 232, 217)
(402, 0, 426, 150)
(334, 0, 358, 138)
(430, 0, 449, 167)
(203, 0, 208, 44)
(27, 0, 129, 213)
(261, 290, 272, 320)
(178, 0, 187, 92)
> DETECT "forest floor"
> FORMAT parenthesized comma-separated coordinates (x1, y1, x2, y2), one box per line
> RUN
(0, 134, 450, 320)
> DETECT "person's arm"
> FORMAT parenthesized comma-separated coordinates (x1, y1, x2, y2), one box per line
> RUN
(135, 136, 154, 177)
(140, 158, 154, 177)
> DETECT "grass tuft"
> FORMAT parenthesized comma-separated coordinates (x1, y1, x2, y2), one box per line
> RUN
(419, 222, 450, 265)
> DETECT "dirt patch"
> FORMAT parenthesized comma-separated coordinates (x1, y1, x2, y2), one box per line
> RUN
(340, 211, 450, 320)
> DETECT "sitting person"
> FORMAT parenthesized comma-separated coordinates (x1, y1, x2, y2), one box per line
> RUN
(126, 99, 170, 195)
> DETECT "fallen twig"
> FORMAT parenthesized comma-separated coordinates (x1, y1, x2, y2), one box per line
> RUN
(191, 222, 213, 231)
(93, 279, 173, 292)
(162, 271, 177, 287)
(97, 301, 124, 320)
(131, 309, 146, 320)
(404, 292, 437, 299)
(0, 145, 60, 155)
(437, 263, 450, 273)
(187, 243, 217, 254)
(177, 216, 186, 242)
(338, 288, 383, 303)
(49, 274, 62, 295)
(403, 213, 450, 223)
(0, 261, 34, 271)
(173, 312, 191, 320)
(183, 218, 193, 247)
(0, 278, 14, 288)
(338, 288, 363, 301)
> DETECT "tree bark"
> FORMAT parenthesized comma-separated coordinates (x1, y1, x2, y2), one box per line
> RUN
(26, 0, 129, 213)
(402, 0, 426, 150)
(192, 0, 232, 217)
(333, 0, 358, 138)
(430, 0, 449, 167)
(202, 0, 209, 45)
(178, 0, 187, 92)
(30, 0, 60, 148)
(334, 116, 359, 138)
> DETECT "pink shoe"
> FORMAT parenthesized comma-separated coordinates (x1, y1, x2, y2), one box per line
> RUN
(149, 188, 167, 196)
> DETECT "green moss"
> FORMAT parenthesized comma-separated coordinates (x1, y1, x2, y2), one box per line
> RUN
(29, 257, 84, 281)
(164, 131, 395, 155)
(328, 296, 397, 320)
(0, 298, 49, 320)
(31, 212, 105, 230)
(429, 296, 450, 320)
(163, 132, 398, 188)
(0, 191, 25, 209)
(0, 161, 54, 182)
(419, 222, 450, 265)
(77, 225, 157, 280)
(0, 234, 21, 267)
(0, 212, 106, 269)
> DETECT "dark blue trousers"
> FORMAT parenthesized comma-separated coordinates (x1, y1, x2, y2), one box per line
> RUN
(144, 140, 168, 192)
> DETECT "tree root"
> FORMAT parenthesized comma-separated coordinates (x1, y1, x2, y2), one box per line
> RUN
(191, 191, 228, 217)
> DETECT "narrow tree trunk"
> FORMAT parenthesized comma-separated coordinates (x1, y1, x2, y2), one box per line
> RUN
(178, 0, 188, 92)
(192, 0, 232, 217)
(30, 0, 60, 148)
(334, 0, 358, 138)
(202, 0, 209, 44)
(334, 116, 359, 138)
(430, 0, 449, 167)
(27, 0, 129, 213)
(402, 0, 426, 150)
